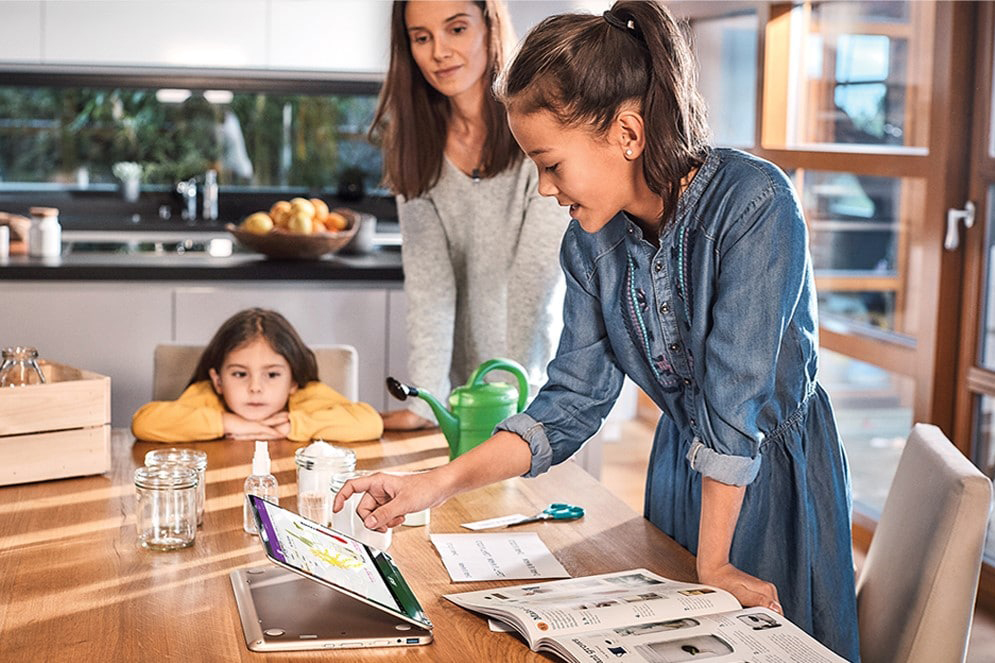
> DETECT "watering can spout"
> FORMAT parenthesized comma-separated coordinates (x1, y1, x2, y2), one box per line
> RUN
(385, 377, 461, 452)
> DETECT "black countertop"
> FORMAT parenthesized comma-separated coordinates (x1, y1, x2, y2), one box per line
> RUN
(0, 248, 403, 282)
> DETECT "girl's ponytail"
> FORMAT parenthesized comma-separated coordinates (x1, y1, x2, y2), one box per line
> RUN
(610, 1, 710, 223)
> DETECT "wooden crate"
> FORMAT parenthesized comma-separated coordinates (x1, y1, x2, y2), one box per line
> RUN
(0, 361, 111, 485)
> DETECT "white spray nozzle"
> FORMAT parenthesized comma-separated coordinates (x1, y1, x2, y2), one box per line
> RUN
(252, 440, 271, 475)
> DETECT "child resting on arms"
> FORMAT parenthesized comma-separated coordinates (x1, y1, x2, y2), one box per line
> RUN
(132, 308, 383, 443)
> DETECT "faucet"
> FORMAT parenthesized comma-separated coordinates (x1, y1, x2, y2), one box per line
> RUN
(202, 169, 219, 221)
(176, 178, 197, 221)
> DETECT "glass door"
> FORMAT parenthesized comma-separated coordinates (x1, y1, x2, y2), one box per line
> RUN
(953, 1, 995, 613)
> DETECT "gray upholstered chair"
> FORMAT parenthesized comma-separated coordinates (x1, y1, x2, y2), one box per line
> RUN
(152, 343, 358, 401)
(856, 423, 992, 663)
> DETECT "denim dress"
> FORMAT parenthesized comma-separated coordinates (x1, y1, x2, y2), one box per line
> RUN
(497, 148, 860, 660)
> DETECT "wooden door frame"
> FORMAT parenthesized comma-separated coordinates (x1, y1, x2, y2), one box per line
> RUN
(953, 0, 995, 614)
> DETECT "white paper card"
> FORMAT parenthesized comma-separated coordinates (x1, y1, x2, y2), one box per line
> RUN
(430, 532, 571, 582)
(488, 619, 514, 632)
(460, 514, 529, 530)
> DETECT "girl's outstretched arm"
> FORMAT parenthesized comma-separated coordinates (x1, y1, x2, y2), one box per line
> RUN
(332, 430, 532, 531)
(696, 477, 782, 614)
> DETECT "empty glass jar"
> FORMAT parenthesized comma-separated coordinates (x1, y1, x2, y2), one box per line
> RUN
(0, 346, 46, 387)
(145, 448, 208, 526)
(134, 464, 198, 551)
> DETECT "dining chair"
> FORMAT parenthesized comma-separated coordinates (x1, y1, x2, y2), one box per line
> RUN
(152, 343, 358, 401)
(855, 423, 993, 663)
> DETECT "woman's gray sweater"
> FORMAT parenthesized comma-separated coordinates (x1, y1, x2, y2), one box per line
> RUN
(397, 157, 570, 422)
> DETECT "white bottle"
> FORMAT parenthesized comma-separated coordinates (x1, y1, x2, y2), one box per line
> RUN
(244, 440, 279, 534)
(202, 169, 218, 221)
(28, 207, 61, 258)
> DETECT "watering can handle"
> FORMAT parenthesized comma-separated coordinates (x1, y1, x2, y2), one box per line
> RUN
(467, 358, 530, 412)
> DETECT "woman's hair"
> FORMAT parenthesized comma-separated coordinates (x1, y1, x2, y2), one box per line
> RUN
(496, 0, 710, 227)
(188, 308, 319, 388)
(370, 0, 522, 199)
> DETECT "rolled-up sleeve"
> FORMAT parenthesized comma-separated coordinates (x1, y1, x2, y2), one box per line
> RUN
(496, 226, 624, 477)
(495, 412, 553, 478)
(692, 182, 811, 486)
(686, 437, 761, 485)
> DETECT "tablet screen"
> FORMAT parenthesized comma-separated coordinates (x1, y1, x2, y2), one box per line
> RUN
(249, 495, 430, 628)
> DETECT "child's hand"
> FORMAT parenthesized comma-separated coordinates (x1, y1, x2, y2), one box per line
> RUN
(697, 562, 783, 615)
(222, 412, 283, 440)
(261, 411, 291, 438)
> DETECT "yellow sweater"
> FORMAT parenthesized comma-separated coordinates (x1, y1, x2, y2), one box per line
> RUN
(131, 380, 383, 443)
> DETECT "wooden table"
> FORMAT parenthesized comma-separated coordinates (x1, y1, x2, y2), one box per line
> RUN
(0, 430, 695, 661)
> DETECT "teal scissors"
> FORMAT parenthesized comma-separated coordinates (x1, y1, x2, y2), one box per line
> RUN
(506, 503, 585, 527)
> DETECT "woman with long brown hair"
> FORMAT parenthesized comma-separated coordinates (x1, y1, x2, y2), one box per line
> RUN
(371, 0, 570, 430)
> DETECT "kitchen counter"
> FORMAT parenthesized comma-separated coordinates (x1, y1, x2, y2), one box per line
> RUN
(0, 247, 403, 281)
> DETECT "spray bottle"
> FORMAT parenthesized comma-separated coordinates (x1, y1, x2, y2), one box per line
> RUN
(244, 440, 279, 534)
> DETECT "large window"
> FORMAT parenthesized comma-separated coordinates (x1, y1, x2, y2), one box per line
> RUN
(686, 1, 977, 539)
(0, 73, 382, 195)
(766, 0, 933, 151)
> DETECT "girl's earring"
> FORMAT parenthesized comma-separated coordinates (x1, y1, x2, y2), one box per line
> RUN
(625, 148, 633, 158)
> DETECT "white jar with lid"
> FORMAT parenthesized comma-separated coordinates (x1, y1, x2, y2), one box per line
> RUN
(294, 440, 356, 526)
(28, 207, 61, 258)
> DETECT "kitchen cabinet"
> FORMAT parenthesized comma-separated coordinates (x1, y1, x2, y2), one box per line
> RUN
(0, 281, 404, 428)
(386, 288, 410, 397)
(268, 1, 390, 72)
(0, 1, 42, 63)
(0, 0, 388, 72)
(0, 282, 173, 429)
(43, 1, 268, 68)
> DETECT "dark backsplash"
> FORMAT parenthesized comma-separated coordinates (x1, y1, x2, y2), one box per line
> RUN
(0, 188, 398, 232)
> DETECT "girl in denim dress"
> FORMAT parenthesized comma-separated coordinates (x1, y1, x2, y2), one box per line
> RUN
(335, 2, 859, 659)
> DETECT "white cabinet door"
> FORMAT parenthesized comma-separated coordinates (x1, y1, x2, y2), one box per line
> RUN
(0, 1, 42, 62)
(385, 287, 409, 407)
(0, 282, 173, 428)
(172, 285, 389, 409)
(268, 0, 390, 73)
(43, 0, 268, 68)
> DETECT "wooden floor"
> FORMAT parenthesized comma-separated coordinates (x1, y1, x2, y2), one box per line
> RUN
(598, 419, 995, 662)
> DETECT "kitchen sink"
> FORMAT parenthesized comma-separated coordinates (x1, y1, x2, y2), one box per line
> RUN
(61, 230, 234, 257)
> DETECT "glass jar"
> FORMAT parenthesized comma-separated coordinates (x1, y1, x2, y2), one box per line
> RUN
(331, 469, 391, 550)
(134, 464, 198, 551)
(145, 448, 208, 526)
(294, 440, 356, 526)
(0, 346, 46, 387)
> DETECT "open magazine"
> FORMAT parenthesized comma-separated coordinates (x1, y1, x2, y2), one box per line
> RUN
(444, 569, 847, 663)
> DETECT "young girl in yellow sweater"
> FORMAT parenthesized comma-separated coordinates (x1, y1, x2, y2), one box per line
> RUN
(132, 308, 383, 443)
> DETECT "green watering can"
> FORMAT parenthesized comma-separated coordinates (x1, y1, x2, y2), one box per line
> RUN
(386, 358, 530, 460)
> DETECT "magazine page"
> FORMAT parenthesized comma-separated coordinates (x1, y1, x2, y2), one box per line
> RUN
(445, 569, 742, 648)
(547, 607, 847, 663)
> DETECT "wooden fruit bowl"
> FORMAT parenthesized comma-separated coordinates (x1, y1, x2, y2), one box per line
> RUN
(227, 208, 360, 260)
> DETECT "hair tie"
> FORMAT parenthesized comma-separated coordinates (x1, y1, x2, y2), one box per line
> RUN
(603, 10, 635, 32)
(603, 10, 643, 41)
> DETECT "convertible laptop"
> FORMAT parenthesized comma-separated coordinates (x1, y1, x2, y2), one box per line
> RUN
(230, 495, 433, 652)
